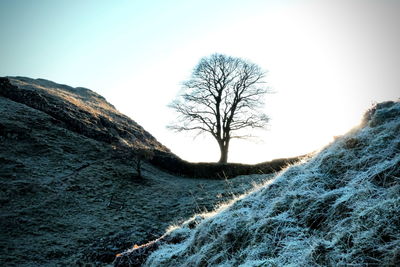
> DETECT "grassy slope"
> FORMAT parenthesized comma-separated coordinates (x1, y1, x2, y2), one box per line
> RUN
(116, 101, 400, 266)
(0, 96, 273, 266)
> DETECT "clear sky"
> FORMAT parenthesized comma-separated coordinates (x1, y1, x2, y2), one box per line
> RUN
(1, 0, 399, 163)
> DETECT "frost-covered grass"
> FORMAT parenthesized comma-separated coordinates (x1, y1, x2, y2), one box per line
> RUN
(120, 101, 400, 266)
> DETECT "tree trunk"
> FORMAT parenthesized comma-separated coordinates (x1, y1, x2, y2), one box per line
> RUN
(136, 158, 142, 178)
(218, 140, 229, 164)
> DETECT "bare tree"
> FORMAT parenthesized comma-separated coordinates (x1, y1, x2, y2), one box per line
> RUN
(132, 148, 154, 178)
(168, 53, 269, 163)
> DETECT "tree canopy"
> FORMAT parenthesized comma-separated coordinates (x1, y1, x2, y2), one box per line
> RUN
(168, 53, 269, 163)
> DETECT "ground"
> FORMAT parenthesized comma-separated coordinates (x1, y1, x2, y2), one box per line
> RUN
(0, 95, 273, 266)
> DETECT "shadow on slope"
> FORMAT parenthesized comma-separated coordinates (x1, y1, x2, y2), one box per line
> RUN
(0, 94, 276, 266)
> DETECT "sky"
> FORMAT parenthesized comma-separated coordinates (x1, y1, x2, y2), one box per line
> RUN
(1, 0, 399, 163)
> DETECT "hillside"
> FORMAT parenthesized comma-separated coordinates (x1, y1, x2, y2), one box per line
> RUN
(116, 101, 400, 266)
(0, 77, 170, 153)
(0, 77, 278, 266)
(0, 77, 298, 179)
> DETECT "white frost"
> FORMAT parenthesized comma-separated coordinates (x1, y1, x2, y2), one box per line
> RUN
(143, 101, 400, 266)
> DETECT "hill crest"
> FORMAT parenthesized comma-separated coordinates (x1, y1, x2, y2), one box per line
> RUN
(0, 76, 170, 153)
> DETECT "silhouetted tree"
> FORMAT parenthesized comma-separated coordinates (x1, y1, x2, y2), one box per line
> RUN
(113, 147, 154, 179)
(133, 148, 154, 178)
(168, 53, 269, 163)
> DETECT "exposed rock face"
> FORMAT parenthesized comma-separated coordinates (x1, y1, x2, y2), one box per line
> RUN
(0, 77, 170, 152)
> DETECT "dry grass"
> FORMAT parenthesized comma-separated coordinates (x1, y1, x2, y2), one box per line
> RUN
(10, 78, 116, 120)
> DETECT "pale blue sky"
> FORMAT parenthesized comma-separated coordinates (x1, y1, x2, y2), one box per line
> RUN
(1, 0, 399, 163)
(1, 0, 279, 83)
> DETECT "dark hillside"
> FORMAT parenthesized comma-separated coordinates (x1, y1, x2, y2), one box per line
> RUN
(0, 77, 298, 179)
(0, 77, 170, 152)
(0, 77, 281, 266)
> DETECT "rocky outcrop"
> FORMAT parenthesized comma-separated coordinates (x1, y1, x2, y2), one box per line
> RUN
(0, 77, 170, 152)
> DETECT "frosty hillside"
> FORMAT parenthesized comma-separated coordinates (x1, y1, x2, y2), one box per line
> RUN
(115, 100, 400, 266)
(1, 1, 399, 266)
